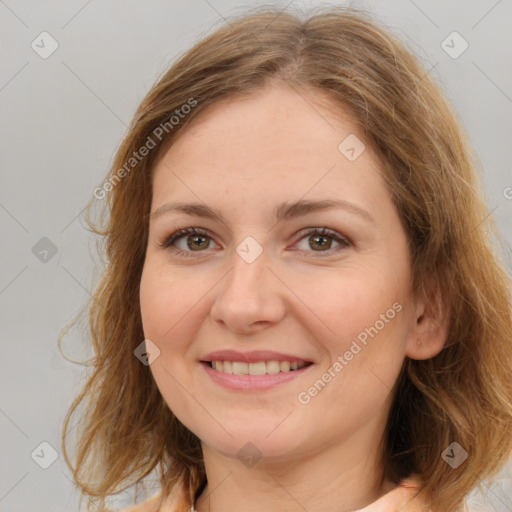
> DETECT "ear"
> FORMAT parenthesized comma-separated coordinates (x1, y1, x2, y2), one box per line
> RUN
(405, 281, 450, 360)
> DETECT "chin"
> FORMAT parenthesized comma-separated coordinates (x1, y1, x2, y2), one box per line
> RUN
(197, 421, 308, 464)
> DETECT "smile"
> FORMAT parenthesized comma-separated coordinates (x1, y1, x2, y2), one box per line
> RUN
(208, 360, 310, 375)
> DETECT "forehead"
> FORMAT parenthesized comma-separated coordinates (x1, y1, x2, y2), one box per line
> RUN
(151, 84, 388, 215)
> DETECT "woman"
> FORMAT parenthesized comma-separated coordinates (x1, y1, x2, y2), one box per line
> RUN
(60, 5, 512, 512)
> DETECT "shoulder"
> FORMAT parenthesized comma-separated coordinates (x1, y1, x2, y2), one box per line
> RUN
(119, 494, 162, 512)
(393, 475, 431, 512)
(118, 491, 191, 512)
(118, 475, 193, 512)
(357, 475, 431, 512)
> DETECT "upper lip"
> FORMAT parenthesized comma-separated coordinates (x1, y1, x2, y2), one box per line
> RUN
(201, 350, 312, 364)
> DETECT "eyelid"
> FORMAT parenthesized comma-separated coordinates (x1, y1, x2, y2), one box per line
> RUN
(292, 227, 351, 247)
(159, 226, 352, 257)
(158, 227, 215, 250)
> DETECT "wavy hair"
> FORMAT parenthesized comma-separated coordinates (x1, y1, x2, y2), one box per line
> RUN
(60, 5, 512, 511)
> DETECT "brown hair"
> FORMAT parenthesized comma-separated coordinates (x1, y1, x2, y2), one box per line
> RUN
(60, 5, 512, 511)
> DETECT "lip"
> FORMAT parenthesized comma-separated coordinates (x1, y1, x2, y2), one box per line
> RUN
(200, 350, 312, 364)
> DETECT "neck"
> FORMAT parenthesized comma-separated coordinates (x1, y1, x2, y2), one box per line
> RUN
(194, 424, 392, 512)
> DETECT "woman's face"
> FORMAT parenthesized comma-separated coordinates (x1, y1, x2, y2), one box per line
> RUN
(140, 83, 421, 464)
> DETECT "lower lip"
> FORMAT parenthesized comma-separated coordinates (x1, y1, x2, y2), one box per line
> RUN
(201, 361, 314, 391)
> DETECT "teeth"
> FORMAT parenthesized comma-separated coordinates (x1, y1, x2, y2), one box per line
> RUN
(266, 361, 281, 374)
(210, 360, 307, 375)
(248, 361, 266, 375)
(280, 361, 291, 372)
(232, 362, 249, 375)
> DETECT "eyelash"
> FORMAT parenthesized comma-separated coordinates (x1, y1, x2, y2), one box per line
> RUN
(158, 226, 352, 258)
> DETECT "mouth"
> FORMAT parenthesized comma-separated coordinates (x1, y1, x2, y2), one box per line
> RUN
(199, 350, 315, 390)
(202, 360, 313, 375)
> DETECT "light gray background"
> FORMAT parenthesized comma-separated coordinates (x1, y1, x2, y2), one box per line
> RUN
(1, 1, 511, 511)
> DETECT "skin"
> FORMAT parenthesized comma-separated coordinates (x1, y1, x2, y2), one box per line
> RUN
(139, 82, 448, 512)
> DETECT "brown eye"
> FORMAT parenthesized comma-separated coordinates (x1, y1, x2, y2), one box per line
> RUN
(309, 233, 334, 251)
(160, 226, 351, 258)
(293, 227, 351, 256)
(186, 234, 210, 251)
(160, 227, 217, 257)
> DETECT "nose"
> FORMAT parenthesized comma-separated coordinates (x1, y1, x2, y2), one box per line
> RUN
(210, 243, 287, 334)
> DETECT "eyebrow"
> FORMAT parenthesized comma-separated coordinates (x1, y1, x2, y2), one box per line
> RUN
(151, 199, 375, 225)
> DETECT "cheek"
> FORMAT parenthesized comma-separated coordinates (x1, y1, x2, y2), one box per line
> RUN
(139, 261, 202, 424)
(310, 271, 409, 404)
(139, 259, 196, 348)
(301, 275, 407, 411)
(312, 270, 403, 348)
